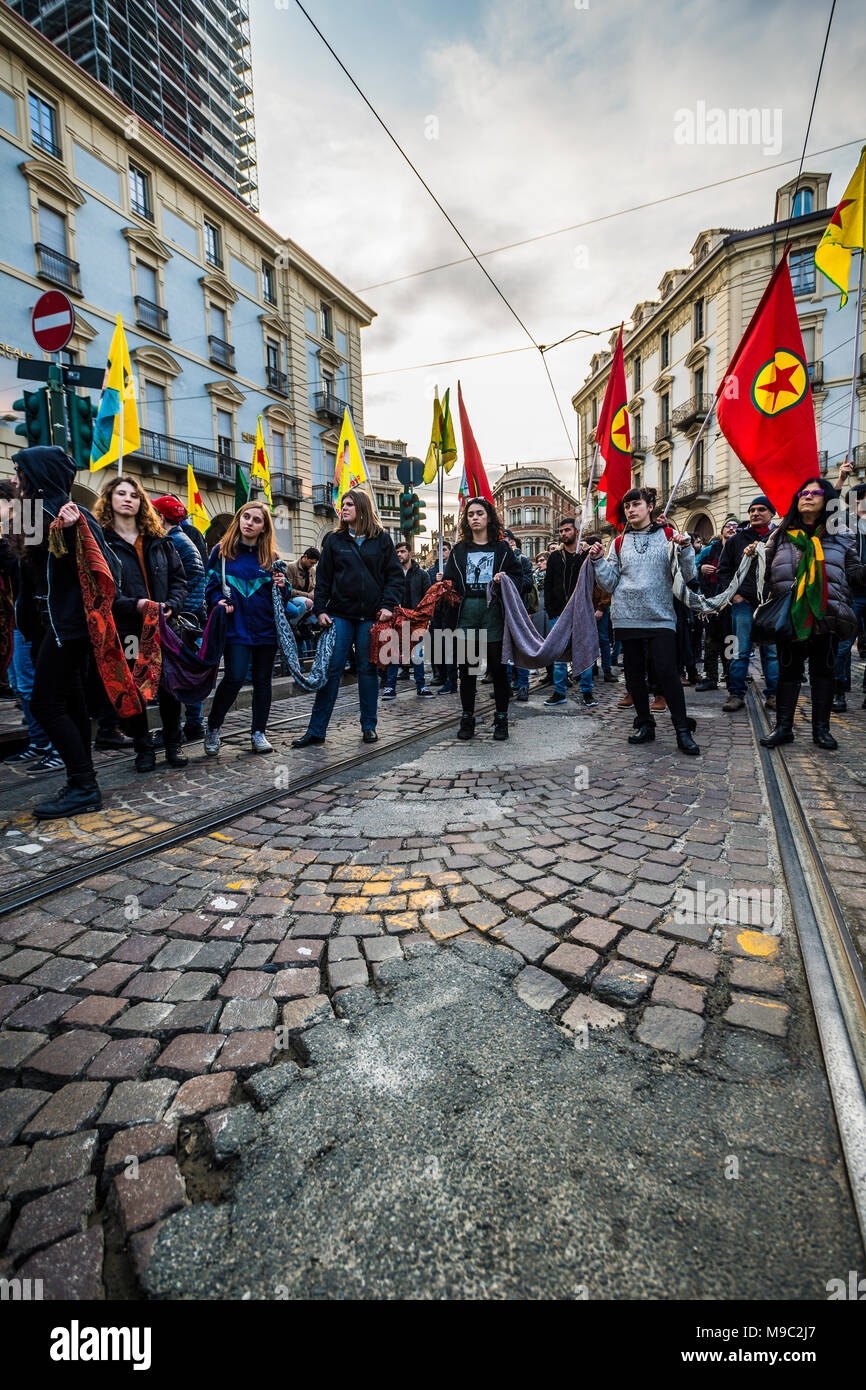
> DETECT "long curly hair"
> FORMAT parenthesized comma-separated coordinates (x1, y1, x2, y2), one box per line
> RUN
(94, 476, 166, 538)
(459, 497, 503, 544)
(218, 503, 279, 567)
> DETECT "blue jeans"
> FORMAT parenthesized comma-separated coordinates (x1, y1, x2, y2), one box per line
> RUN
(551, 617, 593, 696)
(308, 616, 378, 736)
(728, 600, 778, 697)
(385, 654, 426, 692)
(209, 643, 276, 733)
(835, 594, 866, 689)
(597, 608, 611, 671)
(12, 631, 51, 749)
(507, 661, 529, 691)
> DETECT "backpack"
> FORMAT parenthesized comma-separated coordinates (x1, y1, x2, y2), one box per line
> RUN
(614, 525, 674, 557)
(524, 582, 540, 614)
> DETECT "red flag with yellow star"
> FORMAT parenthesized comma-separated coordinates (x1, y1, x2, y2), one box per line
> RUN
(595, 325, 632, 527)
(716, 247, 818, 515)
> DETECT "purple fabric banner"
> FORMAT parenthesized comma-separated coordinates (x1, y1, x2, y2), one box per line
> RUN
(498, 563, 600, 672)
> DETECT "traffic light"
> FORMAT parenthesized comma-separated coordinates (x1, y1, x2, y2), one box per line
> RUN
(399, 488, 415, 536)
(412, 495, 426, 537)
(13, 389, 51, 448)
(66, 391, 98, 469)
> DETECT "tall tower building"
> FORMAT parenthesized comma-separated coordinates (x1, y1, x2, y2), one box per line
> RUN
(8, 0, 259, 208)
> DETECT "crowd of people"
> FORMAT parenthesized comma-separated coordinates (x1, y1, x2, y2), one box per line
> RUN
(0, 443, 864, 818)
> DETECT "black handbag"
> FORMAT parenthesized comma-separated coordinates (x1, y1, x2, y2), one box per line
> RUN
(750, 584, 795, 645)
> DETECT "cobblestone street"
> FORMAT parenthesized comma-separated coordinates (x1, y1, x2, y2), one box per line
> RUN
(0, 677, 862, 1299)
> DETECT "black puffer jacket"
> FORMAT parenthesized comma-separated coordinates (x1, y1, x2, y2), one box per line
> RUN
(313, 530, 404, 622)
(103, 529, 187, 640)
(764, 527, 866, 640)
(13, 446, 118, 645)
(400, 560, 431, 610)
(545, 546, 588, 620)
(717, 524, 774, 606)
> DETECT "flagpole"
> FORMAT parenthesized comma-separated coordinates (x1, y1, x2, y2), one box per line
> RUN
(117, 394, 124, 478)
(845, 249, 864, 471)
(576, 442, 601, 550)
(435, 382, 443, 574)
(663, 397, 717, 517)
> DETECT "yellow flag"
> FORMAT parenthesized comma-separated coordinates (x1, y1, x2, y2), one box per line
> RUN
(187, 464, 209, 534)
(814, 148, 866, 307)
(250, 416, 273, 510)
(89, 314, 141, 470)
(333, 408, 380, 517)
(423, 388, 458, 483)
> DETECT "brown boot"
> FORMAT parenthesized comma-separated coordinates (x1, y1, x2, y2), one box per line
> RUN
(617, 692, 634, 708)
(651, 695, 667, 713)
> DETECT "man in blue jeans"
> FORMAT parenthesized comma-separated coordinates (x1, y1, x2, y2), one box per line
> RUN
(716, 497, 779, 712)
(381, 541, 434, 699)
(833, 479, 866, 710)
(542, 517, 597, 708)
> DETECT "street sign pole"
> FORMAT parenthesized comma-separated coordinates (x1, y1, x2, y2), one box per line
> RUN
(46, 365, 68, 451)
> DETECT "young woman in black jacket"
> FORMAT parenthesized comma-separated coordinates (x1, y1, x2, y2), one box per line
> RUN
(443, 498, 524, 740)
(292, 489, 403, 747)
(94, 477, 187, 771)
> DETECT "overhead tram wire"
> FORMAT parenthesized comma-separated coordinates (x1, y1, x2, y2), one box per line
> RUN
(290, 0, 581, 477)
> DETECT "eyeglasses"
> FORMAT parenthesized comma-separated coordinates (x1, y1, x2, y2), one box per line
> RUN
(797, 489, 825, 499)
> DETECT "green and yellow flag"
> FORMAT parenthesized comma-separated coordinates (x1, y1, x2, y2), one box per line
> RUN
(187, 464, 209, 534)
(814, 148, 866, 307)
(332, 408, 379, 517)
(250, 416, 273, 510)
(423, 388, 458, 484)
(89, 314, 140, 471)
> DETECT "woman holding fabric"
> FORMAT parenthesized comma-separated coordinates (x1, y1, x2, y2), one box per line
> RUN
(292, 489, 403, 748)
(443, 497, 524, 741)
(589, 488, 705, 755)
(95, 477, 188, 772)
(759, 477, 866, 750)
(203, 502, 297, 756)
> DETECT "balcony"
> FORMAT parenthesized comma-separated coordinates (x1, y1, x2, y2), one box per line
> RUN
(35, 243, 81, 294)
(631, 433, 647, 458)
(808, 360, 823, 386)
(313, 483, 336, 515)
(313, 390, 347, 425)
(270, 472, 302, 505)
(132, 428, 244, 482)
(860, 354, 866, 381)
(266, 364, 289, 397)
(655, 419, 673, 446)
(135, 296, 169, 336)
(676, 468, 716, 503)
(208, 335, 235, 370)
(363, 435, 406, 458)
(853, 444, 866, 474)
(816, 450, 829, 475)
(672, 393, 714, 432)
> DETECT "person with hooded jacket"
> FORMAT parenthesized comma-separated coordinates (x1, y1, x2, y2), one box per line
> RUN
(152, 495, 207, 742)
(12, 446, 118, 818)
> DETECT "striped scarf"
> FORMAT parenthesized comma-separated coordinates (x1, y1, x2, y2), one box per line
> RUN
(787, 527, 828, 641)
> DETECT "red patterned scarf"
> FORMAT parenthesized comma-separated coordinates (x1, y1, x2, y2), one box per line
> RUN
(369, 580, 459, 669)
(49, 516, 161, 718)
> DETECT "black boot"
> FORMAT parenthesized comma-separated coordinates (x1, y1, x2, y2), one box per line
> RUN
(34, 777, 102, 820)
(628, 719, 655, 744)
(164, 739, 188, 768)
(811, 678, 838, 750)
(493, 711, 509, 741)
(760, 679, 798, 748)
(832, 682, 847, 713)
(134, 735, 156, 773)
(674, 724, 701, 755)
(457, 713, 475, 740)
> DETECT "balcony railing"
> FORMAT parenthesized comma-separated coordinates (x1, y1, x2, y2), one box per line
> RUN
(853, 444, 866, 473)
(672, 393, 714, 431)
(860, 354, 866, 381)
(816, 451, 829, 475)
(35, 243, 81, 294)
(313, 389, 347, 423)
(631, 433, 647, 457)
(32, 130, 62, 159)
(808, 360, 823, 386)
(270, 472, 302, 504)
(208, 335, 235, 370)
(135, 296, 169, 335)
(313, 483, 336, 514)
(676, 468, 716, 503)
(131, 428, 244, 482)
(655, 419, 672, 445)
(266, 364, 289, 397)
(363, 435, 406, 458)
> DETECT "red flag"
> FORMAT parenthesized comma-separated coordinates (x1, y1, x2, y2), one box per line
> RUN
(595, 326, 632, 527)
(716, 248, 818, 514)
(457, 381, 494, 506)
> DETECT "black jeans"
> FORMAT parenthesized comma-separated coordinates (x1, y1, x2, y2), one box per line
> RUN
(209, 642, 276, 733)
(777, 631, 836, 684)
(459, 638, 509, 716)
(123, 683, 183, 746)
(31, 634, 95, 783)
(620, 629, 688, 727)
(703, 610, 732, 684)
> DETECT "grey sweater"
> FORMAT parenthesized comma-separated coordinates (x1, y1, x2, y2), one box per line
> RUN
(592, 527, 696, 631)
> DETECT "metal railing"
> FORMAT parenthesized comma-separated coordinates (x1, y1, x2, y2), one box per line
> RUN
(35, 243, 80, 293)
(313, 389, 348, 420)
(208, 335, 235, 370)
(270, 472, 303, 502)
(135, 296, 169, 335)
(808, 360, 823, 386)
(672, 393, 714, 431)
(631, 433, 647, 456)
(655, 419, 672, 445)
(134, 428, 244, 480)
(266, 365, 289, 396)
(313, 483, 336, 513)
(677, 468, 716, 502)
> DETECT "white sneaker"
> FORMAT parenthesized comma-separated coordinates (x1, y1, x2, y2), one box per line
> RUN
(204, 728, 220, 756)
(251, 731, 273, 754)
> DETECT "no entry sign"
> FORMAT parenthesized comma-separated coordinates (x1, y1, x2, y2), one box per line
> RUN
(31, 290, 75, 353)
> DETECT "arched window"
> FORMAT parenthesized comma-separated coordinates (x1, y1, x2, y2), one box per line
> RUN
(793, 188, 814, 218)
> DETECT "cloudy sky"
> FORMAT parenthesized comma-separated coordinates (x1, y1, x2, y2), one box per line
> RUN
(249, 0, 865, 524)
